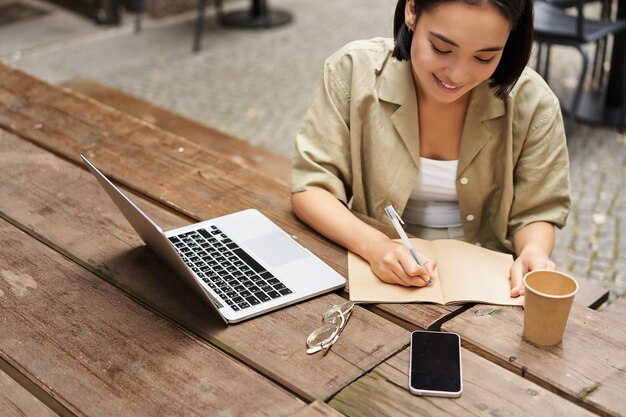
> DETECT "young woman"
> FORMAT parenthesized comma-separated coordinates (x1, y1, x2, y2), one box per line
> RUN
(291, 0, 570, 297)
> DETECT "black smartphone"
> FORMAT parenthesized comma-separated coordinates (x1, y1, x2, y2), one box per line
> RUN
(409, 330, 463, 397)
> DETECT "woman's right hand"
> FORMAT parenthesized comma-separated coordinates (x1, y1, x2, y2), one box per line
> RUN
(364, 238, 436, 287)
(291, 189, 436, 287)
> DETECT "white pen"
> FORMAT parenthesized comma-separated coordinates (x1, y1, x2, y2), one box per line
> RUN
(384, 205, 433, 286)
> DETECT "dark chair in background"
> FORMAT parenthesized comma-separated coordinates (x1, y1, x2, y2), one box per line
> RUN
(533, 0, 626, 134)
(535, 0, 612, 87)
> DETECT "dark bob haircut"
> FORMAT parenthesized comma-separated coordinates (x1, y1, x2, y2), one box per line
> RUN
(392, 0, 533, 99)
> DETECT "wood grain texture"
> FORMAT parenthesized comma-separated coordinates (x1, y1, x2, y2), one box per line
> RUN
(560, 268, 609, 309)
(0, 130, 410, 401)
(442, 304, 626, 417)
(364, 303, 467, 331)
(290, 401, 347, 417)
(0, 368, 59, 417)
(601, 296, 626, 325)
(330, 347, 597, 417)
(0, 218, 304, 417)
(60, 77, 291, 185)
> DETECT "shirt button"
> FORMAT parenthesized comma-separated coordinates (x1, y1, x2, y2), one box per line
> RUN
(460, 177, 469, 185)
(466, 214, 475, 222)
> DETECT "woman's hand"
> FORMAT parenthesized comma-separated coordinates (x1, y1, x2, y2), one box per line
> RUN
(510, 222, 557, 297)
(291, 189, 435, 287)
(509, 248, 556, 297)
(364, 238, 436, 287)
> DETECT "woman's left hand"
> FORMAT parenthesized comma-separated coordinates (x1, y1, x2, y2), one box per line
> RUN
(509, 222, 557, 298)
(509, 250, 556, 297)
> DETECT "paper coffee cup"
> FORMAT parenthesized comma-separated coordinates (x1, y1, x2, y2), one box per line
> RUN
(523, 270, 578, 346)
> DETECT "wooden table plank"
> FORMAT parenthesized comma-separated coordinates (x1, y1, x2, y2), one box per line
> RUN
(573, 278, 609, 310)
(60, 77, 291, 185)
(290, 401, 347, 417)
(560, 268, 609, 310)
(0, 218, 305, 417)
(364, 303, 468, 331)
(441, 304, 626, 417)
(601, 296, 626, 325)
(330, 347, 597, 417)
(0, 129, 410, 401)
(0, 62, 290, 222)
(0, 368, 59, 417)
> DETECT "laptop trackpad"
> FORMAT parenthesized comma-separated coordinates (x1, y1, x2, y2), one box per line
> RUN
(244, 232, 309, 267)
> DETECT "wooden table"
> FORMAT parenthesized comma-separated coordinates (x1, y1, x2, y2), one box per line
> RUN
(0, 63, 624, 417)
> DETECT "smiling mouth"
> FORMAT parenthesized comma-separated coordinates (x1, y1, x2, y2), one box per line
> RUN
(434, 74, 461, 91)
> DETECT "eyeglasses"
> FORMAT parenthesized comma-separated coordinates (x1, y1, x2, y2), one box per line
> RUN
(306, 301, 354, 355)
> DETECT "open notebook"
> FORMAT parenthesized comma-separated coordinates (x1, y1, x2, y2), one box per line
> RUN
(348, 238, 523, 306)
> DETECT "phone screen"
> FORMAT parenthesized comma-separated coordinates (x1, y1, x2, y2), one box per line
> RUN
(409, 331, 462, 396)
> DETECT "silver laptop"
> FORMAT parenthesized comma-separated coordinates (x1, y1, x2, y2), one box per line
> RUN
(81, 156, 345, 324)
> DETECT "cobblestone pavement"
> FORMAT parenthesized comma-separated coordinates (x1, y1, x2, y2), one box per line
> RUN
(4, 0, 625, 304)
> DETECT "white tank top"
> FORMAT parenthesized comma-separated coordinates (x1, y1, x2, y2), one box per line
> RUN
(403, 157, 463, 228)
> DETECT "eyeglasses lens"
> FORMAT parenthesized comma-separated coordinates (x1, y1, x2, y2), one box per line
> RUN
(306, 302, 354, 352)
(306, 323, 340, 348)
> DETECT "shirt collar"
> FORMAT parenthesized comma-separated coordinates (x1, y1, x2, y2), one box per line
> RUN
(377, 56, 507, 175)
(458, 80, 506, 175)
(377, 56, 414, 106)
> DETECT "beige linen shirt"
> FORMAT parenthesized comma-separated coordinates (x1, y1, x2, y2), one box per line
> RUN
(292, 38, 570, 254)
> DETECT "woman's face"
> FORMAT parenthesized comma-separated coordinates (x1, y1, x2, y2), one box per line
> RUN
(405, 0, 511, 104)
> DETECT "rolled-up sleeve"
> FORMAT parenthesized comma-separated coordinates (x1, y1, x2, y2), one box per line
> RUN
(291, 58, 353, 205)
(508, 95, 571, 235)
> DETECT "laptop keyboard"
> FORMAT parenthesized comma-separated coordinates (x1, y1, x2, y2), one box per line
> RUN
(168, 225, 292, 312)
